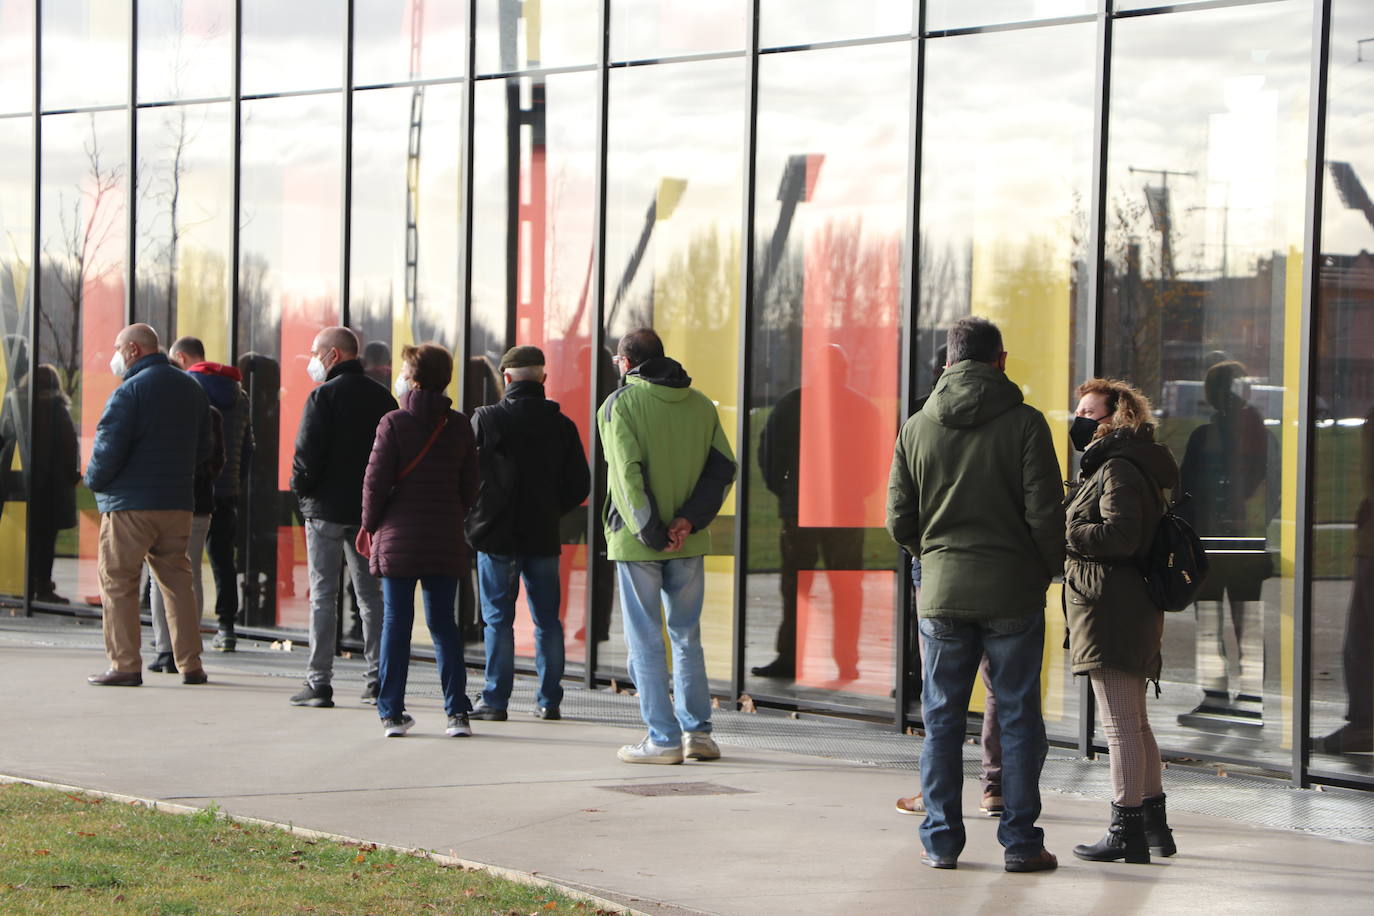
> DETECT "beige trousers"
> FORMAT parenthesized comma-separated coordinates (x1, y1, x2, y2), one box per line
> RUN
(98, 510, 203, 674)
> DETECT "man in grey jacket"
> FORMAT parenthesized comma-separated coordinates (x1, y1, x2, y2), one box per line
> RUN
(886, 317, 1065, 872)
(85, 323, 213, 687)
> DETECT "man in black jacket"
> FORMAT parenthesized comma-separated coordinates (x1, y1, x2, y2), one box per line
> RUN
(467, 346, 590, 721)
(289, 326, 397, 708)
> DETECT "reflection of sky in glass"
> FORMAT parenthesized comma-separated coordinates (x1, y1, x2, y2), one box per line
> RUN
(1323, 3, 1374, 255)
(41, 0, 129, 111)
(349, 84, 464, 348)
(0, 118, 32, 309)
(355, 0, 466, 86)
(605, 58, 744, 338)
(134, 102, 233, 348)
(138, 0, 233, 103)
(476, 0, 599, 74)
(921, 23, 1095, 319)
(238, 94, 342, 339)
(756, 43, 910, 237)
(41, 111, 127, 280)
(610, 0, 745, 61)
(926, 0, 1091, 31)
(758, 0, 910, 49)
(0, 1, 34, 114)
(1108, 2, 1310, 283)
(242, 0, 345, 95)
(470, 73, 599, 361)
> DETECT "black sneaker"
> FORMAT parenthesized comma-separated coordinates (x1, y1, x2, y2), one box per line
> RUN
(360, 680, 379, 704)
(211, 629, 237, 653)
(290, 683, 335, 707)
(469, 703, 508, 721)
(445, 714, 472, 737)
(534, 706, 561, 720)
(383, 713, 415, 737)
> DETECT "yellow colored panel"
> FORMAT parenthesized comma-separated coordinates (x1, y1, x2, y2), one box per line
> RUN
(1278, 245, 1304, 749)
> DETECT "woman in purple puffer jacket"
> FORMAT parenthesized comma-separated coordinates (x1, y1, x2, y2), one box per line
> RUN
(361, 343, 480, 738)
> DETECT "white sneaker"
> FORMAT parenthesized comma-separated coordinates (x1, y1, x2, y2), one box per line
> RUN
(617, 737, 684, 765)
(683, 731, 720, 760)
(382, 713, 415, 737)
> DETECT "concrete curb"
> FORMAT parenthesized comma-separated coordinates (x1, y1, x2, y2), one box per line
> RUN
(0, 773, 661, 916)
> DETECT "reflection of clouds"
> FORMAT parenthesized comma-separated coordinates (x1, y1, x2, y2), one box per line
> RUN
(239, 96, 342, 312)
(137, 0, 233, 103)
(759, 0, 910, 48)
(926, 0, 1092, 31)
(1108, 2, 1311, 278)
(605, 57, 745, 297)
(475, 0, 599, 73)
(241, 0, 345, 94)
(0, 3, 33, 113)
(355, 0, 466, 84)
(0, 119, 33, 262)
(40, 111, 128, 277)
(1323, 5, 1374, 254)
(41, 0, 129, 110)
(755, 43, 910, 235)
(610, 0, 746, 60)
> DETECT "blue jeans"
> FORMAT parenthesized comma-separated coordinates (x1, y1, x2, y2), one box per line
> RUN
(919, 614, 1047, 861)
(477, 552, 565, 710)
(377, 575, 470, 720)
(616, 556, 711, 746)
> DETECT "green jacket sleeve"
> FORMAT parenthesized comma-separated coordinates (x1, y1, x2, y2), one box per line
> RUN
(1068, 458, 1146, 560)
(885, 419, 920, 554)
(599, 397, 670, 551)
(1022, 411, 1067, 577)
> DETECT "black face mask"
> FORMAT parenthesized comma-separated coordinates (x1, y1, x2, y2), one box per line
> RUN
(1070, 416, 1100, 452)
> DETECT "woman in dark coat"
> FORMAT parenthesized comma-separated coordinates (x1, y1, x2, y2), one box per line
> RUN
(1064, 378, 1179, 865)
(361, 343, 480, 738)
(28, 364, 81, 603)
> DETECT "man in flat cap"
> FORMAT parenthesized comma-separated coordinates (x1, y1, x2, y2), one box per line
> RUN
(467, 345, 590, 721)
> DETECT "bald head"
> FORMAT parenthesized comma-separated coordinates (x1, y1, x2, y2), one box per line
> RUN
(312, 327, 359, 363)
(116, 323, 160, 362)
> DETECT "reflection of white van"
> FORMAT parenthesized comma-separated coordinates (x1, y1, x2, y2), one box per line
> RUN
(1160, 379, 1286, 422)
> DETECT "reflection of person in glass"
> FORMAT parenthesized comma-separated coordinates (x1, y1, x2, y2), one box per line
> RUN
(1064, 379, 1178, 864)
(1315, 405, 1374, 755)
(361, 340, 392, 388)
(1177, 360, 1274, 725)
(28, 364, 81, 604)
(237, 351, 281, 622)
(752, 344, 876, 682)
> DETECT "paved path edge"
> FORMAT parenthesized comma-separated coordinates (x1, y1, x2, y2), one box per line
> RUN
(0, 772, 668, 916)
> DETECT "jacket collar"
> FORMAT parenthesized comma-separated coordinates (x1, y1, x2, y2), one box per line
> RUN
(503, 379, 546, 401)
(187, 360, 242, 382)
(326, 358, 364, 381)
(124, 352, 169, 381)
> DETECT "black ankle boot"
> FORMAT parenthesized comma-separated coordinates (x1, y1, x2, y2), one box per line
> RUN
(1072, 803, 1150, 864)
(1142, 793, 1177, 857)
(147, 651, 178, 674)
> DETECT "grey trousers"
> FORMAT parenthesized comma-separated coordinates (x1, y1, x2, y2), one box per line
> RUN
(304, 518, 383, 688)
(150, 512, 212, 653)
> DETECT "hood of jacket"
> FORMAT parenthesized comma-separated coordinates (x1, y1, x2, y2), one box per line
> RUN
(1081, 426, 1179, 491)
(187, 360, 242, 382)
(625, 356, 692, 402)
(399, 387, 453, 424)
(188, 365, 243, 410)
(923, 359, 1025, 429)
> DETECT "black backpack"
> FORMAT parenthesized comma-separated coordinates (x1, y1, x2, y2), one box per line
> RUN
(1115, 457, 1210, 612)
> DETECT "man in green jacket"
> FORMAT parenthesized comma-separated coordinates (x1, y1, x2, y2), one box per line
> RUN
(598, 328, 737, 764)
(886, 316, 1065, 873)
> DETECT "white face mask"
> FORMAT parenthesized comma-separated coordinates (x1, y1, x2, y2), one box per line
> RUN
(109, 349, 127, 378)
(393, 375, 412, 398)
(306, 355, 327, 384)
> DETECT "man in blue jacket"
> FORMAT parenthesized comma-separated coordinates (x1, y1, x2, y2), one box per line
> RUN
(85, 323, 213, 687)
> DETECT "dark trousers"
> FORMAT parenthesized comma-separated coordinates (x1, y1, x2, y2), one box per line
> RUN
(1343, 556, 1374, 728)
(28, 517, 59, 596)
(774, 517, 865, 670)
(207, 499, 239, 628)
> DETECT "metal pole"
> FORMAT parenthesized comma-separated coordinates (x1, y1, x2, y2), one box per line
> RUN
(24, 0, 41, 617)
(126, 0, 138, 326)
(340, 0, 354, 329)
(1291, 0, 1332, 789)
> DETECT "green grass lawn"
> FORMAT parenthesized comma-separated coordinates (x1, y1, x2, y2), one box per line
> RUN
(0, 782, 607, 916)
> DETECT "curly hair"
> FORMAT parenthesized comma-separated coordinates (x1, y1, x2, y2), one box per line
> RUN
(401, 342, 453, 392)
(1076, 377, 1155, 440)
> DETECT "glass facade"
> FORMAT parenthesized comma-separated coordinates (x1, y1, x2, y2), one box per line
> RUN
(2, 0, 1367, 790)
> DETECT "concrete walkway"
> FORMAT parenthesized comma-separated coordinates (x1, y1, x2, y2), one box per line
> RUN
(2, 613, 1373, 915)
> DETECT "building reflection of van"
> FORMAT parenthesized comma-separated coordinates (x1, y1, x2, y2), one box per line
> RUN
(1160, 379, 1287, 425)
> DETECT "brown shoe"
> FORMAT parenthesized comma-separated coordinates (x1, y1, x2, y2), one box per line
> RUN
(182, 669, 209, 685)
(88, 669, 142, 687)
(896, 795, 924, 815)
(1005, 848, 1058, 873)
(980, 793, 1004, 816)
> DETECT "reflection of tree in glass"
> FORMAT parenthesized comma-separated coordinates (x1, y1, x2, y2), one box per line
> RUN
(653, 226, 740, 333)
(42, 115, 123, 403)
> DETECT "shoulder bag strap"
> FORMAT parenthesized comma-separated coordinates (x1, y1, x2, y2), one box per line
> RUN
(396, 413, 449, 484)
